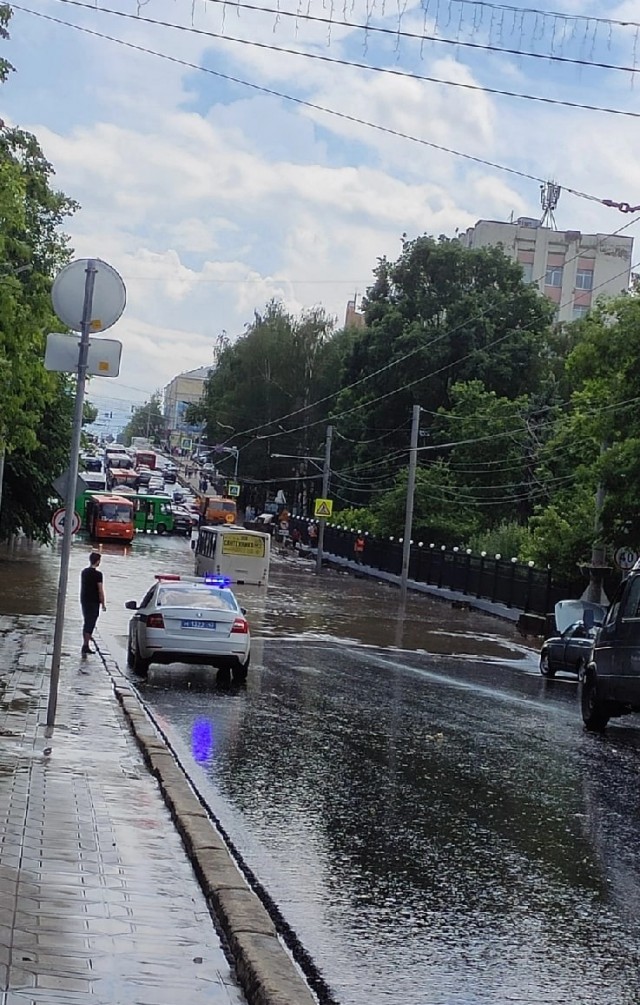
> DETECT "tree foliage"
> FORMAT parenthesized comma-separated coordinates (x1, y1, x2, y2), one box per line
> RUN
(193, 302, 351, 492)
(120, 393, 164, 446)
(331, 235, 555, 478)
(0, 7, 79, 541)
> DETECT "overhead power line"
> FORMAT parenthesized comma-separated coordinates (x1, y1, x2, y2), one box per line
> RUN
(28, 2, 640, 121)
(48, 0, 640, 76)
(16, 3, 637, 214)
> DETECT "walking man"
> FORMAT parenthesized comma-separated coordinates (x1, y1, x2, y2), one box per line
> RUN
(80, 552, 106, 657)
(353, 533, 366, 565)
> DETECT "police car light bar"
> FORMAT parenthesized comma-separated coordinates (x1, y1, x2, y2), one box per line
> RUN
(154, 573, 233, 588)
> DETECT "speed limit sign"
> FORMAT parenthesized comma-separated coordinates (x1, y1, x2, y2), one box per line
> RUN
(615, 546, 638, 571)
(52, 507, 81, 536)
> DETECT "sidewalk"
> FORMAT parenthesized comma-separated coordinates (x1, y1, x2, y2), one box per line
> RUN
(0, 612, 246, 1005)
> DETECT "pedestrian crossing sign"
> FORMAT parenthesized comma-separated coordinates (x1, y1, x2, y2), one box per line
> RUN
(314, 498, 333, 518)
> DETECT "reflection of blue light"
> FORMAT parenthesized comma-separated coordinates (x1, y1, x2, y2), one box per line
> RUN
(204, 575, 231, 588)
(192, 719, 214, 763)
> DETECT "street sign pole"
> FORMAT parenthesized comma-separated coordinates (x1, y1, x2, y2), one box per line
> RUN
(46, 261, 97, 732)
(400, 404, 421, 597)
(315, 425, 333, 576)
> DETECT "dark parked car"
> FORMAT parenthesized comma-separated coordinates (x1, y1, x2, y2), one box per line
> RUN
(171, 505, 196, 536)
(582, 571, 640, 731)
(540, 600, 606, 678)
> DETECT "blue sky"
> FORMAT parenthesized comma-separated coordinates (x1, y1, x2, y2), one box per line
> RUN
(3, 0, 640, 424)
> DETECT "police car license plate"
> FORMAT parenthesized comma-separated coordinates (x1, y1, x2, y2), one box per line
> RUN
(182, 619, 217, 629)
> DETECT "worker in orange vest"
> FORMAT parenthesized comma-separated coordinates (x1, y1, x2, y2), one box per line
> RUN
(353, 533, 366, 564)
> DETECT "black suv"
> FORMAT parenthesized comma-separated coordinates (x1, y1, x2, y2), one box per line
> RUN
(582, 571, 640, 731)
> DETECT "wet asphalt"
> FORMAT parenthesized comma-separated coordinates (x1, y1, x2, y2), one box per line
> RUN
(2, 534, 640, 1004)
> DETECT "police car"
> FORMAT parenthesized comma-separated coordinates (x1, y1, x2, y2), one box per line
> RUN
(125, 574, 250, 680)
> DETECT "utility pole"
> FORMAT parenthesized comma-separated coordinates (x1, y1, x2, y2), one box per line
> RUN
(47, 261, 98, 731)
(315, 424, 333, 575)
(400, 404, 421, 595)
(583, 440, 609, 605)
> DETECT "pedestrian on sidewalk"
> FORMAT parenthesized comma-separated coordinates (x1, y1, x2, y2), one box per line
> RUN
(353, 533, 366, 565)
(80, 552, 106, 656)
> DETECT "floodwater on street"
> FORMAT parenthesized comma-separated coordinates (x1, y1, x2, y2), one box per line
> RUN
(3, 533, 640, 1004)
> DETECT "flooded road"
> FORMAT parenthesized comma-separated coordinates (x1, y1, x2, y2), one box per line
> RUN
(3, 535, 640, 1004)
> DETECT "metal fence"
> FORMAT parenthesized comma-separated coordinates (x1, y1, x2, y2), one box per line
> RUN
(288, 518, 620, 616)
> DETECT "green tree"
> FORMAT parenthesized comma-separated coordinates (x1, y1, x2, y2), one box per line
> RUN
(527, 294, 640, 570)
(0, 6, 79, 541)
(332, 235, 554, 481)
(193, 302, 348, 495)
(120, 393, 164, 446)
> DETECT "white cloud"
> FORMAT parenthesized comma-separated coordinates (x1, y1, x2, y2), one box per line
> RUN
(5, 0, 640, 412)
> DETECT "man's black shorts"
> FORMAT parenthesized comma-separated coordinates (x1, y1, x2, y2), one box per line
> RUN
(82, 603, 100, 635)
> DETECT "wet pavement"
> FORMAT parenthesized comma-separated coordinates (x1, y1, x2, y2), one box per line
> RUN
(4, 536, 640, 1003)
(0, 561, 246, 1005)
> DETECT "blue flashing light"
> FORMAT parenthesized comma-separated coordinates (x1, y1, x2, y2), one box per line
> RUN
(204, 575, 231, 588)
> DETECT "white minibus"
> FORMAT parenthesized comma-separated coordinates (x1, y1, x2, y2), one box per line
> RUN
(194, 526, 270, 587)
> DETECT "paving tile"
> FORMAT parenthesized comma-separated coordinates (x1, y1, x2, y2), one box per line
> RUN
(0, 616, 246, 1005)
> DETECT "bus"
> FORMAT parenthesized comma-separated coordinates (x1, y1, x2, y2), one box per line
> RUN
(86, 494, 135, 542)
(135, 450, 157, 470)
(132, 493, 174, 534)
(105, 452, 134, 470)
(194, 526, 270, 586)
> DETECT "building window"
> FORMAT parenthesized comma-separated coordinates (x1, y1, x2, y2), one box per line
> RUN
(520, 262, 534, 284)
(575, 269, 593, 290)
(573, 304, 589, 320)
(545, 266, 563, 287)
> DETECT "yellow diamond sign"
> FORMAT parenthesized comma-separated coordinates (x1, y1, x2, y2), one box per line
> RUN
(314, 498, 333, 518)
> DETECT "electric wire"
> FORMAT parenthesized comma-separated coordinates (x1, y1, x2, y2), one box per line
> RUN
(146, 0, 640, 76)
(9, 3, 636, 209)
(23, 2, 640, 120)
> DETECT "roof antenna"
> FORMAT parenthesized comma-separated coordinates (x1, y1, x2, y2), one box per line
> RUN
(540, 180, 561, 229)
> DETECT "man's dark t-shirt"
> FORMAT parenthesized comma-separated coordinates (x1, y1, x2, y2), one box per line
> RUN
(81, 566, 103, 606)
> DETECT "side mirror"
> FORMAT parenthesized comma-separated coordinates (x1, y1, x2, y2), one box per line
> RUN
(190, 538, 196, 550)
(583, 608, 595, 630)
(241, 607, 247, 616)
(124, 600, 138, 610)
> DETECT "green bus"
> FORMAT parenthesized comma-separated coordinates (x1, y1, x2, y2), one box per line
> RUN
(75, 491, 175, 534)
(132, 493, 174, 534)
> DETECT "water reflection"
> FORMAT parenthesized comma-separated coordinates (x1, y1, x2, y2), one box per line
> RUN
(192, 718, 214, 764)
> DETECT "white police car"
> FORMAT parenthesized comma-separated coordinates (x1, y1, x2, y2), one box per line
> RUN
(125, 575, 250, 680)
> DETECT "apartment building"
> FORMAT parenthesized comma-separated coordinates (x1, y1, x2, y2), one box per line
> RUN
(460, 218, 633, 322)
(163, 365, 213, 450)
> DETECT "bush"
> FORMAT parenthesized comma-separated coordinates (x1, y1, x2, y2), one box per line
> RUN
(467, 522, 535, 561)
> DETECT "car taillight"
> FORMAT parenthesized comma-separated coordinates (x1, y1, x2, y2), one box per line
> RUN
(147, 613, 165, 629)
(231, 617, 248, 634)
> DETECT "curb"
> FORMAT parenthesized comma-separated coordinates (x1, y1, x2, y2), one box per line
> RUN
(99, 650, 320, 1005)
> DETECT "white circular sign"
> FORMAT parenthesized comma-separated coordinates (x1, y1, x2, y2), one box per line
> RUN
(52, 507, 81, 536)
(52, 259, 126, 333)
(615, 546, 638, 571)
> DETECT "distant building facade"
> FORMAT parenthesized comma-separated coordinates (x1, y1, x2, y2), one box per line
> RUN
(163, 365, 213, 451)
(345, 298, 366, 329)
(460, 218, 633, 323)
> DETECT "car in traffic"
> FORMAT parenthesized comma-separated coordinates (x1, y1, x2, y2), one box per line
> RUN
(163, 462, 178, 484)
(125, 575, 250, 681)
(582, 571, 640, 730)
(539, 600, 606, 678)
(171, 505, 197, 536)
(137, 466, 153, 487)
(147, 475, 165, 494)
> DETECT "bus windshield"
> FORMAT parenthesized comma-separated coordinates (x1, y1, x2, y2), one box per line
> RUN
(100, 502, 133, 522)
